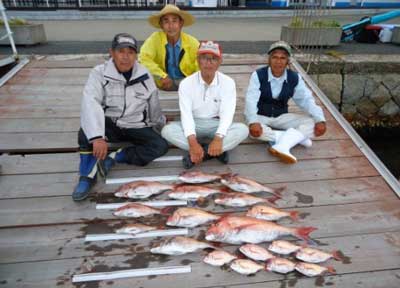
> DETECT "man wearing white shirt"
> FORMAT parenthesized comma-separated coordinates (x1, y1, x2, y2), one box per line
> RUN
(244, 41, 327, 164)
(162, 41, 249, 169)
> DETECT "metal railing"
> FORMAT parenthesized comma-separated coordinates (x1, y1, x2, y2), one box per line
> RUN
(2, 0, 242, 9)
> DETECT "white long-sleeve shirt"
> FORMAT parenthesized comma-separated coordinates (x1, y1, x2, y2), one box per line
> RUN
(245, 67, 326, 124)
(179, 71, 236, 137)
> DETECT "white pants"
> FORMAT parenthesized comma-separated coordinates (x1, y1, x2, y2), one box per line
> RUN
(253, 113, 315, 142)
(161, 119, 249, 151)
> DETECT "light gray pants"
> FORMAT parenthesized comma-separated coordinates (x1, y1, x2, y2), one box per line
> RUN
(253, 113, 315, 142)
(161, 118, 249, 151)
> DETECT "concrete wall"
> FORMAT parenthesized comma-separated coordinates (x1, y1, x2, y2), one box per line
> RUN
(298, 54, 400, 128)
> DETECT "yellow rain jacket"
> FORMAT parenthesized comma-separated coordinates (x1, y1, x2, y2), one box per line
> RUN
(139, 31, 200, 88)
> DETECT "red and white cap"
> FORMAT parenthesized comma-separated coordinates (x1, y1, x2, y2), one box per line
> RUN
(198, 41, 222, 58)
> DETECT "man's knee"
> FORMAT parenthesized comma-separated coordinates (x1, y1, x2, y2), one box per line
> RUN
(161, 122, 178, 141)
(154, 137, 169, 156)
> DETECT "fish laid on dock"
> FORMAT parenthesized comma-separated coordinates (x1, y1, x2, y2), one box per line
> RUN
(220, 173, 285, 196)
(206, 215, 317, 244)
(166, 207, 220, 228)
(265, 257, 296, 274)
(268, 240, 303, 255)
(115, 223, 157, 235)
(150, 236, 214, 256)
(112, 203, 169, 218)
(179, 171, 222, 184)
(295, 262, 336, 277)
(203, 250, 237, 267)
(230, 259, 265, 275)
(239, 243, 275, 261)
(167, 185, 222, 201)
(246, 205, 299, 221)
(214, 191, 278, 207)
(114, 181, 173, 199)
(295, 247, 342, 263)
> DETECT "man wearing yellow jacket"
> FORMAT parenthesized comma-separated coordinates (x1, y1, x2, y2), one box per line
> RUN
(139, 4, 199, 91)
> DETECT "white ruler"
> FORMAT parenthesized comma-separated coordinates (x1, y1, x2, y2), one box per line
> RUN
(72, 265, 191, 283)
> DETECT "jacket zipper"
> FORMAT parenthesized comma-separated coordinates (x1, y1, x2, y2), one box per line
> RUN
(120, 83, 127, 119)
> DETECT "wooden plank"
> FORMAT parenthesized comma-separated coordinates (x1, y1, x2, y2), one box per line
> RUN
(0, 231, 399, 287)
(0, 140, 362, 175)
(0, 118, 80, 133)
(107, 156, 378, 185)
(0, 119, 347, 153)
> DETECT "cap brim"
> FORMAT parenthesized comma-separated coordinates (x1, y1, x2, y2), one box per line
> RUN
(197, 50, 221, 58)
(113, 43, 137, 51)
(148, 11, 195, 28)
(268, 47, 291, 56)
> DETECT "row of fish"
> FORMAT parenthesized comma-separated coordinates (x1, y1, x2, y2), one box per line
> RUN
(114, 171, 284, 200)
(148, 236, 336, 277)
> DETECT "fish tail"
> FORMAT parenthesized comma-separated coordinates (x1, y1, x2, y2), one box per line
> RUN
(326, 266, 336, 274)
(331, 250, 343, 261)
(290, 211, 299, 221)
(294, 227, 317, 242)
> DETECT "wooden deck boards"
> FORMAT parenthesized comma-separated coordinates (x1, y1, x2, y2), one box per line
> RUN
(0, 55, 399, 288)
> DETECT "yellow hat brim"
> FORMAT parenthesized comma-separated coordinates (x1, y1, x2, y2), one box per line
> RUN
(148, 5, 195, 28)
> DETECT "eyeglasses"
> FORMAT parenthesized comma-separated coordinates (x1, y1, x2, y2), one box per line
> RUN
(198, 55, 219, 64)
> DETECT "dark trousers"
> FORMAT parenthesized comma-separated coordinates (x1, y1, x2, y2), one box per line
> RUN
(78, 118, 169, 166)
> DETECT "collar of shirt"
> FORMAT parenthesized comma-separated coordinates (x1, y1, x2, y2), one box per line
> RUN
(166, 38, 181, 50)
(198, 71, 219, 87)
(268, 67, 287, 83)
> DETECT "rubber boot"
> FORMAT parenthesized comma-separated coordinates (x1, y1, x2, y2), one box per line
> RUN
(98, 148, 127, 178)
(268, 128, 306, 164)
(72, 153, 97, 201)
(273, 130, 312, 148)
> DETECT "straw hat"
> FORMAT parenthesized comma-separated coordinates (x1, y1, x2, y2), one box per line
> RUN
(148, 4, 195, 29)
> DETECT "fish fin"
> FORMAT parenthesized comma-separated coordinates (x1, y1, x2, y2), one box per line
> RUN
(160, 206, 175, 215)
(290, 211, 299, 221)
(267, 195, 280, 205)
(326, 266, 336, 274)
(294, 227, 317, 242)
(331, 250, 343, 261)
(273, 186, 286, 197)
(219, 186, 232, 193)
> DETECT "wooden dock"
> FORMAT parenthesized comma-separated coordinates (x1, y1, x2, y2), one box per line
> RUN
(0, 54, 399, 287)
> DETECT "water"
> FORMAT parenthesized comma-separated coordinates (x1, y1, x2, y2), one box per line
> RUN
(357, 128, 400, 179)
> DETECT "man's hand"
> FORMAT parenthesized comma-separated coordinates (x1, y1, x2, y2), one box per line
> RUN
(160, 77, 173, 91)
(92, 138, 108, 160)
(208, 136, 223, 157)
(249, 123, 263, 138)
(188, 135, 204, 164)
(314, 121, 327, 137)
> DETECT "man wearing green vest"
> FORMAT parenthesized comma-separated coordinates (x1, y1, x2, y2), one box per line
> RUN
(139, 4, 199, 91)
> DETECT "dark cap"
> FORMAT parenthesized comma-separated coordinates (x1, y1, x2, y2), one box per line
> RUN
(111, 33, 138, 51)
(268, 40, 292, 57)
